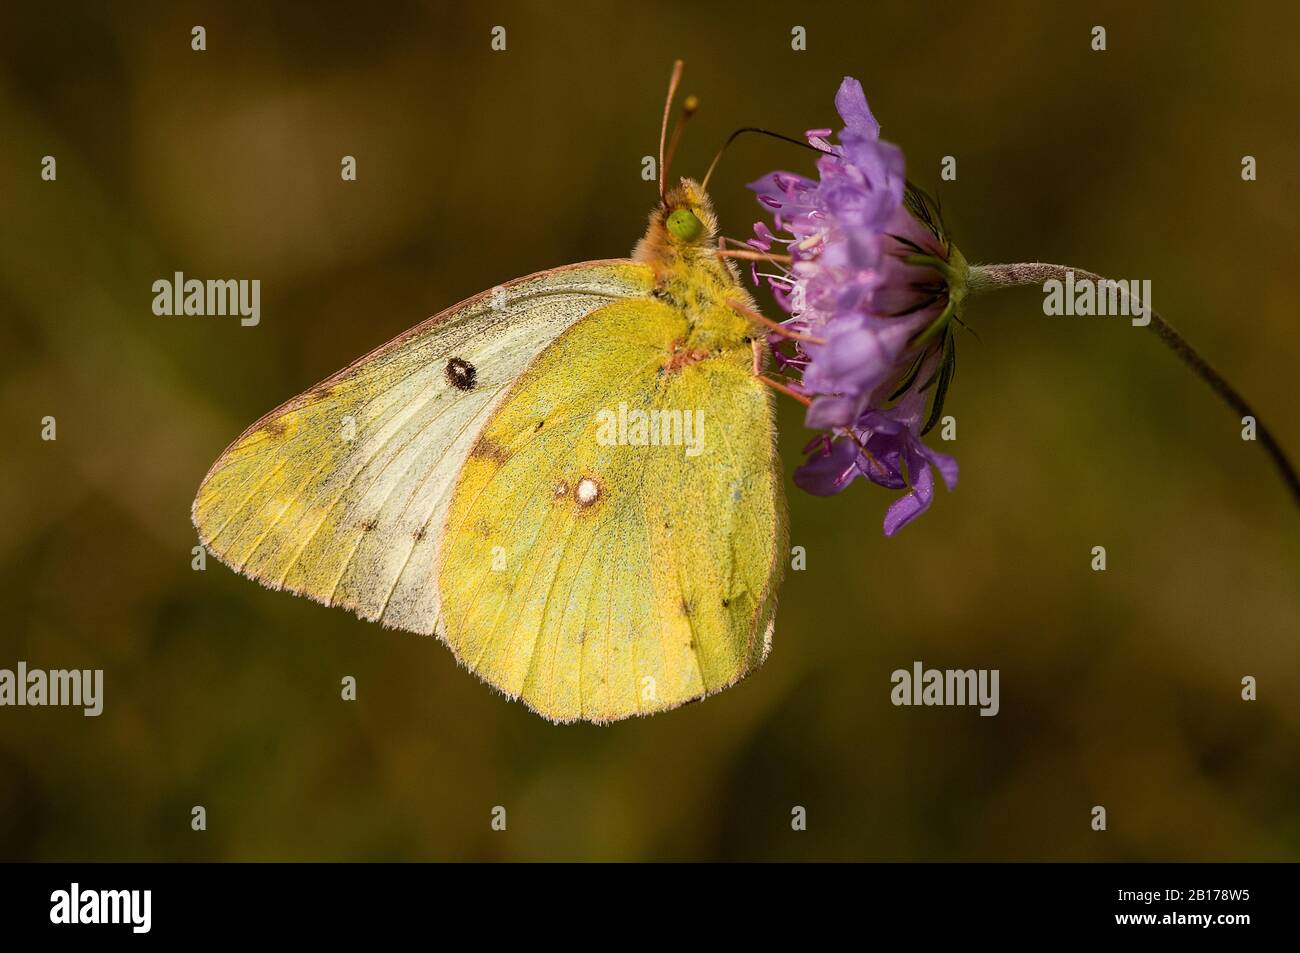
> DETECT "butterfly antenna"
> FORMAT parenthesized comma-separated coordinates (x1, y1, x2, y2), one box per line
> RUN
(701, 127, 832, 191)
(663, 94, 700, 189)
(658, 59, 685, 203)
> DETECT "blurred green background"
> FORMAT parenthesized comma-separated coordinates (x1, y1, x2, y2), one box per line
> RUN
(1, 1, 1297, 861)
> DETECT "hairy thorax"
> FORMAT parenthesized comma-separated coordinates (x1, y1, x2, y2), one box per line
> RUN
(633, 176, 762, 361)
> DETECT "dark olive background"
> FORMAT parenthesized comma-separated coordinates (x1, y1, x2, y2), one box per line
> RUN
(1, 1, 1297, 861)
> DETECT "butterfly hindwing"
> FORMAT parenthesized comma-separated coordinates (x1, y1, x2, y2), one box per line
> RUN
(192, 261, 654, 635)
(435, 296, 786, 722)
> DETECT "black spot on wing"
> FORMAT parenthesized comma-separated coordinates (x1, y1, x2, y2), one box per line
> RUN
(445, 357, 476, 391)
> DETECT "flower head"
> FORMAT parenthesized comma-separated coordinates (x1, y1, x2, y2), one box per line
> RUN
(750, 78, 965, 535)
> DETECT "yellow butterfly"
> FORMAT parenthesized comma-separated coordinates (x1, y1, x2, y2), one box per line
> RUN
(192, 62, 787, 723)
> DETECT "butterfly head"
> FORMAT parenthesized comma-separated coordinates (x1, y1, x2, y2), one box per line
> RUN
(662, 178, 717, 245)
(662, 178, 716, 244)
(636, 177, 719, 267)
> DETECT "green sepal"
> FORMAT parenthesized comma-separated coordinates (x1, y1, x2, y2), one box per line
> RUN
(921, 330, 957, 436)
(888, 351, 927, 402)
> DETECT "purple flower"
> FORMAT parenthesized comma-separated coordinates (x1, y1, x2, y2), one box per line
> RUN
(750, 77, 966, 534)
(794, 355, 959, 536)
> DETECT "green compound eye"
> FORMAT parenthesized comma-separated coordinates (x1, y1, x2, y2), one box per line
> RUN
(666, 208, 704, 241)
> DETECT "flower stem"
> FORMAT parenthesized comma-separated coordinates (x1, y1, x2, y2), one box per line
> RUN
(968, 262, 1300, 507)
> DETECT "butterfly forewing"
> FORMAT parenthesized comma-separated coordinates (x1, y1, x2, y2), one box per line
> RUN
(193, 261, 654, 636)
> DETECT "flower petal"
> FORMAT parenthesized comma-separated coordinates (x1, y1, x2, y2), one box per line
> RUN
(882, 461, 935, 536)
(919, 443, 960, 490)
(834, 77, 880, 139)
(805, 394, 862, 430)
(793, 438, 862, 496)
